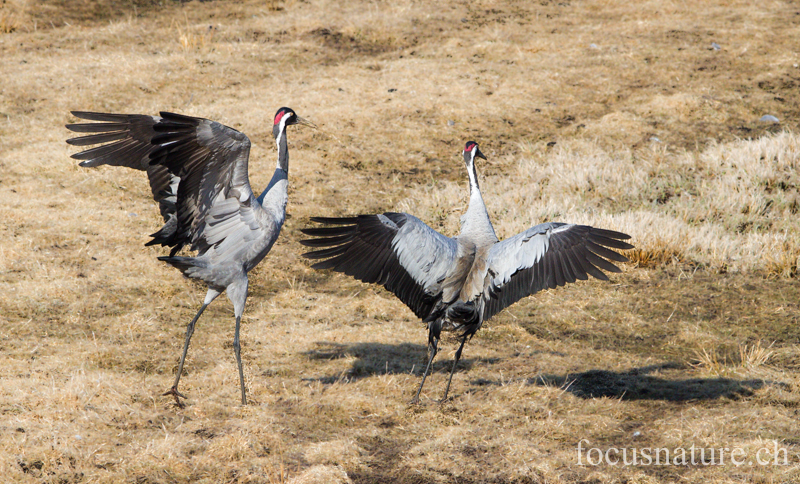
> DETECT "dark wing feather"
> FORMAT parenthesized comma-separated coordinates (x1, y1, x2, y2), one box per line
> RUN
(66, 111, 253, 256)
(149, 112, 254, 256)
(300, 213, 457, 320)
(482, 223, 632, 321)
(67, 111, 179, 240)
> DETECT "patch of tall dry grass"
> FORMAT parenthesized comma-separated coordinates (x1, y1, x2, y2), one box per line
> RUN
(400, 132, 800, 277)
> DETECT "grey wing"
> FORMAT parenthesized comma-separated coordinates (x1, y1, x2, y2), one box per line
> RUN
(482, 223, 633, 321)
(67, 111, 256, 257)
(66, 111, 179, 224)
(300, 213, 458, 320)
(148, 111, 255, 257)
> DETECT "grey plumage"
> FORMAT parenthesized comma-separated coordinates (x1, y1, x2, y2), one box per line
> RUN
(301, 141, 633, 403)
(66, 107, 313, 405)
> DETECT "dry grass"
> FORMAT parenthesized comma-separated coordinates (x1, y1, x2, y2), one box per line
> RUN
(400, 132, 800, 276)
(2, 0, 800, 482)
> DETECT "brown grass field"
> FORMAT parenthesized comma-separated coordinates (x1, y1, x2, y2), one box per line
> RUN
(2, 0, 800, 482)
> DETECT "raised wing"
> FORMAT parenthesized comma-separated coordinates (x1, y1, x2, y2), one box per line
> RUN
(66, 112, 178, 225)
(148, 112, 254, 257)
(300, 213, 458, 320)
(482, 223, 633, 321)
(67, 111, 255, 257)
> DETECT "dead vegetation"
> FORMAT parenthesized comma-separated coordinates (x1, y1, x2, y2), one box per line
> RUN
(1, 0, 800, 482)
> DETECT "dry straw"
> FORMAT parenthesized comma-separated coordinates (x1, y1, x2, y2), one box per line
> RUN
(1, 0, 799, 482)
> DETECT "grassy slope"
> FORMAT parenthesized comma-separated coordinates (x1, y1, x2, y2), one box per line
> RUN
(1, 0, 799, 482)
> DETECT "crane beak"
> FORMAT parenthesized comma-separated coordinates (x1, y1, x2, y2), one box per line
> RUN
(475, 148, 487, 160)
(294, 115, 317, 129)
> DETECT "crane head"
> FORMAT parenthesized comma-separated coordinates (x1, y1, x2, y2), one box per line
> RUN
(273, 107, 315, 139)
(463, 141, 487, 163)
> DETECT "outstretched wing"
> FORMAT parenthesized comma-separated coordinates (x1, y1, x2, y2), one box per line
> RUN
(300, 213, 458, 320)
(147, 112, 255, 256)
(66, 112, 178, 225)
(482, 223, 632, 321)
(67, 111, 255, 257)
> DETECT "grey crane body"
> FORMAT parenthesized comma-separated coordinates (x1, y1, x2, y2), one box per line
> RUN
(301, 141, 633, 403)
(66, 107, 312, 405)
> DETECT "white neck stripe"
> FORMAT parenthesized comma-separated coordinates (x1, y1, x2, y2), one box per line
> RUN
(466, 152, 479, 190)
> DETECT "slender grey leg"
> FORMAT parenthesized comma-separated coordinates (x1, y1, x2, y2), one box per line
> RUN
(441, 335, 468, 402)
(233, 315, 247, 405)
(164, 302, 208, 405)
(411, 337, 439, 405)
(226, 277, 249, 405)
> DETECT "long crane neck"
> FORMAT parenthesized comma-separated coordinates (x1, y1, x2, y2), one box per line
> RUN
(464, 173, 491, 231)
(466, 157, 480, 194)
(257, 126, 290, 205)
(460, 153, 497, 240)
(275, 127, 289, 173)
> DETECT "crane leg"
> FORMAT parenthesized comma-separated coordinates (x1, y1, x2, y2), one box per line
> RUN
(227, 277, 249, 405)
(441, 334, 468, 402)
(164, 302, 209, 406)
(233, 315, 247, 405)
(411, 337, 439, 405)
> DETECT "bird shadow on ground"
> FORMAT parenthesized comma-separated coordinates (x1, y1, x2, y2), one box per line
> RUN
(473, 363, 777, 402)
(302, 341, 501, 384)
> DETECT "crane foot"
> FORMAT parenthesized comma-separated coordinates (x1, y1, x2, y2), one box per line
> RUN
(163, 386, 187, 408)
